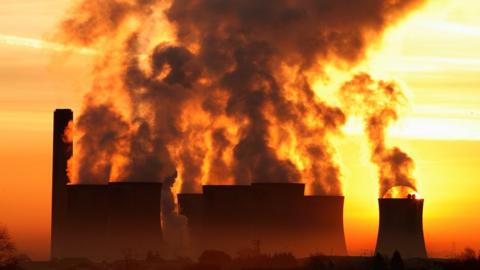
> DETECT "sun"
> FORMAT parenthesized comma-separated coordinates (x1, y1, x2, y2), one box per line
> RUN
(383, 185, 422, 199)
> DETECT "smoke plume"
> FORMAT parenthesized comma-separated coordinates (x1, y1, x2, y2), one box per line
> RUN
(56, 0, 425, 247)
(339, 73, 416, 198)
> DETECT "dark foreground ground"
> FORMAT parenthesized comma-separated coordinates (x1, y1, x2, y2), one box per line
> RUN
(3, 251, 480, 270)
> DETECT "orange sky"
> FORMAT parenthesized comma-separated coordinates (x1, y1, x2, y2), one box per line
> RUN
(0, 0, 480, 260)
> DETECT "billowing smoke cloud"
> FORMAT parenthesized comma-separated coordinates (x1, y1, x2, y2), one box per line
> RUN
(69, 98, 130, 184)
(339, 73, 416, 198)
(57, 0, 425, 247)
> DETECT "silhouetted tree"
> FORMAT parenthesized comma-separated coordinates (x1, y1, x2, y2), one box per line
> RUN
(460, 247, 476, 261)
(390, 250, 404, 270)
(372, 253, 387, 270)
(0, 227, 16, 270)
(457, 247, 480, 270)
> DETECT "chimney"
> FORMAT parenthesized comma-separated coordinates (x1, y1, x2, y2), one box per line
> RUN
(51, 109, 73, 259)
(375, 197, 427, 258)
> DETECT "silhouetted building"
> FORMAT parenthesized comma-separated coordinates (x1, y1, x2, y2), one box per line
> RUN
(59, 182, 164, 260)
(107, 182, 163, 259)
(375, 197, 427, 258)
(51, 109, 73, 259)
(64, 184, 108, 259)
(178, 183, 347, 257)
(50, 109, 163, 260)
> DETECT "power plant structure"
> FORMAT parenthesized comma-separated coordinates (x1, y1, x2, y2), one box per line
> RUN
(106, 182, 163, 257)
(178, 183, 348, 257)
(375, 196, 427, 258)
(51, 108, 428, 260)
(51, 109, 163, 260)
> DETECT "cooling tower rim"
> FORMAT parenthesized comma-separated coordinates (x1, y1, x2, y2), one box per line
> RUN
(305, 195, 344, 198)
(107, 181, 163, 185)
(203, 184, 250, 190)
(66, 183, 107, 188)
(202, 183, 305, 188)
(378, 198, 424, 202)
(251, 182, 304, 186)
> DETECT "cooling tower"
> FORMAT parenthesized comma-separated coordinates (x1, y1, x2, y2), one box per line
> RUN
(51, 109, 73, 259)
(64, 184, 108, 260)
(106, 182, 163, 258)
(375, 198, 427, 258)
(302, 195, 347, 255)
(201, 185, 253, 254)
(178, 183, 347, 256)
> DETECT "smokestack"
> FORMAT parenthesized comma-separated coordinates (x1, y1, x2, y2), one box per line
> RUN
(375, 197, 427, 258)
(51, 109, 73, 259)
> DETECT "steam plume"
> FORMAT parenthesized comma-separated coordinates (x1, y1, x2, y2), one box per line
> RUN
(56, 0, 425, 247)
(339, 73, 416, 198)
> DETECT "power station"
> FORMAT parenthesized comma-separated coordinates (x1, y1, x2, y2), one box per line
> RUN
(178, 183, 348, 257)
(51, 109, 428, 260)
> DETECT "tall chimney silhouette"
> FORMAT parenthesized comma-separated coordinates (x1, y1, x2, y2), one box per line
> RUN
(375, 197, 427, 258)
(51, 109, 73, 259)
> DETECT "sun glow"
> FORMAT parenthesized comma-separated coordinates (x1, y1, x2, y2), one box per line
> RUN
(2, 0, 480, 260)
(354, 0, 480, 142)
(382, 186, 419, 199)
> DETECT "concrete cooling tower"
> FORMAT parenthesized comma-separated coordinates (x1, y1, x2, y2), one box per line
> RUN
(178, 183, 347, 257)
(107, 182, 163, 259)
(58, 182, 164, 260)
(375, 197, 427, 258)
(64, 184, 108, 259)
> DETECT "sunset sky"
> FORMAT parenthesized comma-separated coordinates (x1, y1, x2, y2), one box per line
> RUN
(1, 0, 480, 260)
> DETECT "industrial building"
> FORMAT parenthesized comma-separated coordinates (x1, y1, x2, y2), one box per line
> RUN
(178, 183, 348, 257)
(106, 182, 163, 258)
(51, 109, 428, 260)
(51, 109, 164, 260)
(375, 196, 427, 258)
